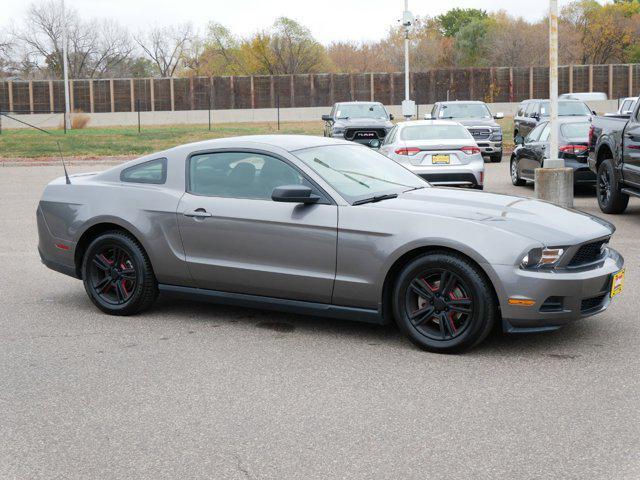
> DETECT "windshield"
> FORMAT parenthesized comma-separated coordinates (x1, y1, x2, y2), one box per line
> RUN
(293, 144, 427, 203)
(336, 103, 388, 120)
(540, 101, 591, 117)
(560, 122, 590, 140)
(400, 124, 472, 141)
(438, 103, 492, 119)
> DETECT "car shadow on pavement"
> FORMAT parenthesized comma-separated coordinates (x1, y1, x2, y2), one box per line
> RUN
(151, 295, 608, 356)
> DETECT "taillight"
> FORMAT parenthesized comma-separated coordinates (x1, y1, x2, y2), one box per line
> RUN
(395, 147, 421, 156)
(588, 125, 594, 148)
(460, 146, 481, 155)
(559, 145, 588, 155)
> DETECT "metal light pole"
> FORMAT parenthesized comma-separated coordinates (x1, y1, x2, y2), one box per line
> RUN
(546, 0, 561, 168)
(62, 0, 71, 131)
(401, 1, 415, 119)
(534, 0, 573, 208)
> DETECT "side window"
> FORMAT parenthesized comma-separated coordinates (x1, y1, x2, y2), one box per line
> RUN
(621, 100, 632, 112)
(517, 102, 526, 117)
(384, 126, 397, 145)
(527, 123, 546, 142)
(189, 151, 311, 200)
(539, 123, 551, 142)
(120, 158, 167, 184)
(525, 102, 538, 117)
(431, 105, 438, 118)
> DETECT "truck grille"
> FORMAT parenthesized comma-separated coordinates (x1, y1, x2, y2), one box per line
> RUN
(468, 127, 491, 140)
(344, 128, 386, 140)
(568, 239, 608, 267)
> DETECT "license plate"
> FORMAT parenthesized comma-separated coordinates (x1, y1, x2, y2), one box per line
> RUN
(610, 269, 625, 298)
(432, 154, 450, 165)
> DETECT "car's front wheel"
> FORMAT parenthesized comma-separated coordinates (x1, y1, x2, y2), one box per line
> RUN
(597, 159, 629, 214)
(511, 157, 526, 186)
(82, 231, 158, 315)
(392, 252, 497, 353)
(490, 154, 502, 163)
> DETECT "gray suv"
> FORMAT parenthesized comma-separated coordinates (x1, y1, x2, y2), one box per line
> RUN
(322, 101, 394, 147)
(425, 101, 504, 162)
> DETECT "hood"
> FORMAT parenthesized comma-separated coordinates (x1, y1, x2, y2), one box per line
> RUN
(372, 188, 613, 246)
(454, 118, 499, 128)
(334, 118, 393, 129)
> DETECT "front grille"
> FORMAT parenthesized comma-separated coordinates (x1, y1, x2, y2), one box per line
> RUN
(581, 294, 606, 313)
(344, 128, 386, 140)
(568, 239, 608, 267)
(468, 127, 491, 140)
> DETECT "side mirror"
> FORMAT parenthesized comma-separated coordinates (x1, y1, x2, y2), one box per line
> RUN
(389, 113, 394, 121)
(423, 113, 433, 120)
(369, 139, 381, 149)
(532, 113, 540, 120)
(494, 112, 504, 119)
(321, 114, 332, 122)
(514, 135, 525, 146)
(272, 185, 320, 204)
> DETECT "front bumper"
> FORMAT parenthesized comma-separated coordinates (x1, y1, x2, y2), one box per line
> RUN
(476, 140, 503, 157)
(496, 247, 624, 332)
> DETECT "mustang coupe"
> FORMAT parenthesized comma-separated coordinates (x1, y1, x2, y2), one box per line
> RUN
(37, 136, 624, 353)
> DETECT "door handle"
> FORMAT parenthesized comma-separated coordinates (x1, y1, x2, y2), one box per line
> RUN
(184, 208, 212, 218)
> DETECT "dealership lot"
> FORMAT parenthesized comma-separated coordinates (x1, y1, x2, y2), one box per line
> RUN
(2, 162, 639, 479)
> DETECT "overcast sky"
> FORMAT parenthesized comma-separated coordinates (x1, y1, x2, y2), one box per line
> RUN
(4, 0, 607, 44)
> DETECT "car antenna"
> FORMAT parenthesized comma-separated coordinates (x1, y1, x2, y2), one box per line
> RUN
(0, 111, 71, 184)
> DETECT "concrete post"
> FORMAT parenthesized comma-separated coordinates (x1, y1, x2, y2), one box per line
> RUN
(629, 64, 634, 98)
(89, 80, 94, 113)
(28, 80, 34, 114)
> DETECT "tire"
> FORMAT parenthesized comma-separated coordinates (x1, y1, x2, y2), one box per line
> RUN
(392, 252, 498, 354)
(490, 154, 502, 163)
(597, 159, 629, 214)
(510, 157, 526, 186)
(81, 231, 158, 315)
(473, 184, 484, 190)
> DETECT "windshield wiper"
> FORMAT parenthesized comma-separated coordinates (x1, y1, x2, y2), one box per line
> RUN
(352, 194, 398, 206)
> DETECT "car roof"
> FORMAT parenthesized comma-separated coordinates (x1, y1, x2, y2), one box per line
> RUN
(165, 135, 354, 155)
(398, 119, 463, 127)
(335, 101, 383, 106)
(436, 100, 485, 105)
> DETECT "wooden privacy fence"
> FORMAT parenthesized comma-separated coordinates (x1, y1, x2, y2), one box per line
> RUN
(1, 64, 638, 114)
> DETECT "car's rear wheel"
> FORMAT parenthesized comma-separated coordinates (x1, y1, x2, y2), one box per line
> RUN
(392, 252, 497, 353)
(82, 231, 158, 315)
(597, 159, 629, 214)
(511, 157, 526, 186)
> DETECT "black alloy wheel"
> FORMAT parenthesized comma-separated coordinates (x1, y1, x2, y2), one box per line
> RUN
(393, 252, 497, 353)
(82, 231, 158, 315)
(597, 159, 629, 214)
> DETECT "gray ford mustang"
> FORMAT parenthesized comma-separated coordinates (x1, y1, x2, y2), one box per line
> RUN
(37, 135, 625, 353)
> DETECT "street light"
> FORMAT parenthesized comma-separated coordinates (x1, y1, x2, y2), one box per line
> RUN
(401, 0, 415, 120)
(534, 0, 573, 208)
(62, 0, 71, 131)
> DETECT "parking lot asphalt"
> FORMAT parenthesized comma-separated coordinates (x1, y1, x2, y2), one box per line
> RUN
(1, 160, 639, 480)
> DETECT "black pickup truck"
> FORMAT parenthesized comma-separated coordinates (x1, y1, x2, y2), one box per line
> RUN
(588, 102, 640, 214)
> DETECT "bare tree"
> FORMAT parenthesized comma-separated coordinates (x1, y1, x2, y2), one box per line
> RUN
(135, 23, 194, 77)
(12, 0, 134, 78)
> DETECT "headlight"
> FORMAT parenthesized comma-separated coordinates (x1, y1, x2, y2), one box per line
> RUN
(491, 127, 503, 141)
(332, 127, 345, 135)
(520, 247, 565, 269)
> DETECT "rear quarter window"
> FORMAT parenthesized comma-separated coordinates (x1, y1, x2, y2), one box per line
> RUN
(120, 158, 167, 184)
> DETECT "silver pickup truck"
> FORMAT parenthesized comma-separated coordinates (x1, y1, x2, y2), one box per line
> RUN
(424, 101, 504, 163)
